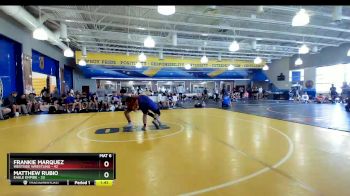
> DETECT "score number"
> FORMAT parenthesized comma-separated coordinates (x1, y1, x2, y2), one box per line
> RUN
(104, 161, 109, 178)
(99, 154, 114, 179)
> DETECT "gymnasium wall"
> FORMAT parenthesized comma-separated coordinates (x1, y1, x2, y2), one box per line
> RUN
(289, 43, 350, 70)
(289, 43, 350, 88)
(265, 57, 291, 90)
(73, 69, 97, 94)
(0, 11, 82, 96)
(0, 12, 71, 68)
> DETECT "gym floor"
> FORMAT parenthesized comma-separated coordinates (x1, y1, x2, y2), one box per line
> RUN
(1, 106, 350, 195)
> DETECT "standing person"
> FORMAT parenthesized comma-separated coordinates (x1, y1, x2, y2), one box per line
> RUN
(203, 88, 208, 101)
(330, 84, 337, 103)
(40, 87, 48, 97)
(214, 88, 219, 102)
(124, 95, 162, 131)
(120, 88, 127, 106)
(221, 86, 227, 97)
(178, 85, 184, 101)
(258, 86, 263, 99)
(239, 87, 244, 99)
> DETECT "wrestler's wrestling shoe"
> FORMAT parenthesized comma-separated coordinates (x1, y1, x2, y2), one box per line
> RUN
(152, 119, 160, 129)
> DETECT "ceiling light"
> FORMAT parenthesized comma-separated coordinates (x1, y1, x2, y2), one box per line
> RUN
(257, 6, 264, 13)
(33, 27, 48, 40)
(135, 62, 143, 68)
(229, 41, 239, 52)
(200, 55, 208, 64)
(262, 64, 269, 70)
(295, 57, 303, 65)
(138, 52, 147, 62)
(201, 33, 208, 36)
(144, 36, 155, 48)
(137, 27, 146, 30)
(292, 9, 310, 27)
(254, 56, 262, 64)
(227, 64, 235, 70)
(184, 63, 191, 70)
(64, 48, 74, 57)
(157, 6, 176, 16)
(218, 53, 222, 61)
(78, 59, 86, 66)
(299, 44, 309, 54)
(347, 49, 350, 56)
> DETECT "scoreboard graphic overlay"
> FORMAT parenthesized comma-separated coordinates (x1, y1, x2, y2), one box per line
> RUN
(7, 153, 116, 186)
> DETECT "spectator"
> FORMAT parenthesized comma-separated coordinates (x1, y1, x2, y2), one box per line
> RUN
(0, 99, 11, 120)
(330, 84, 338, 103)
(51, 87, 60, 103)
(81, 92, 89, 110)
(27, 92, 40, 113)
(74, 94, 83, 111)
(301, 92, 310, 104)
(214, 88, 219, 102)
(243, 90, 249, 99)
(40, 87, 48, 97)
(203, 88, 208, 101)
(4, 91, 21, 116)
(64, 93, 76, 113)
(89, 94, 99, 110)
(99, 94, 110, 112)
(16, 94, 29, 115)
(258, 86, 263, 99)
(239, 87, 244, 99)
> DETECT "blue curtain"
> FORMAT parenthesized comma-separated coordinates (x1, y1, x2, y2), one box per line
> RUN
(0, 34, 22, 98)
(64, 66, 73, 92)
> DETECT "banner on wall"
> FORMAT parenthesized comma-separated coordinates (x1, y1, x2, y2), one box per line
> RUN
(23, 54, 33, 94)
(75, 51, 265, 69)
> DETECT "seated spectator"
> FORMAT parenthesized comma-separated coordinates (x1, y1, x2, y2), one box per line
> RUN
(99, 94, 110, 111)
(0, 99, 11, 120)
(168, 94, 174, 109)
(27, 92, 41, 113)
(64, 93, 76, 113)
(111, 92, 122, 107)
(81, 92, 90, 110)
(243, 91, 249, 99)
(316, 94, 325, 104)
(301, 92, 310, 103)
(158, 93, 169, 108)
(16, 94, 29, 115)
(4, 91, 21, 117)
(89, 94, 99, 110)
(73, 94, 83, 111)
(54, 94, 66, 112)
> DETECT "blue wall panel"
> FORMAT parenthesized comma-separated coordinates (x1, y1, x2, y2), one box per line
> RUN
(64, 66, 73, 92)
(0, 34, 22, 98)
